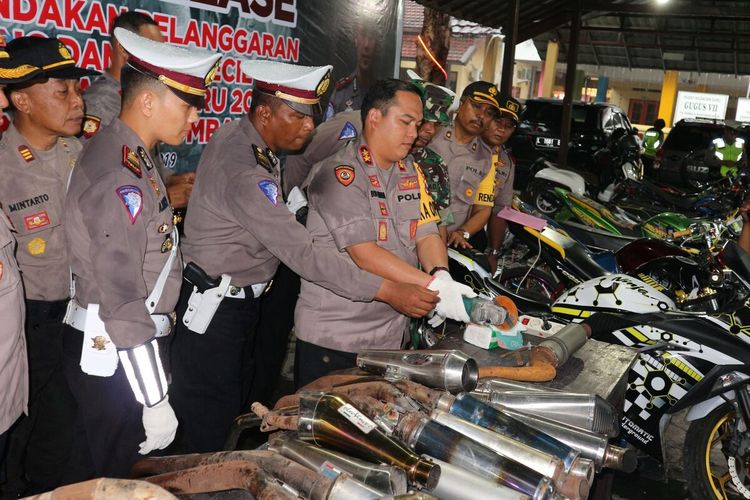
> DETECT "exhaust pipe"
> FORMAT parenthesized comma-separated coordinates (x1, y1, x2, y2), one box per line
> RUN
(297, 392, 440, 490)
(430, 409, 589, 500)
(437, 393, 581, 472)
(396, 412, 556, 500)
(269, 433, 407, 497)
(426, 457, 533, 500)
(537, 324, 589, 367)
(479, 391, 619, 437)
(356, 349, 478, 393)
(502, 407, 637, 473)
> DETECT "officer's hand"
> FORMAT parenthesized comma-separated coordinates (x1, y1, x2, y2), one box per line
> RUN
(166, 172, 196, 209)
(427, 270, 477, 323)
(379, 281, 439, 317)
(448, 231, 473, 249)
(139, 396, 178, 455)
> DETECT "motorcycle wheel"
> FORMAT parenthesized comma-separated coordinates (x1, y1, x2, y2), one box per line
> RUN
(523, 179, 563, 216)
(495, 265, 563, 301)
(684, 403, 750, 499)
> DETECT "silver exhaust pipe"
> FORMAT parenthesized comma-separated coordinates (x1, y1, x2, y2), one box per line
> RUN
(269, 433, 406, 497)
(356, 349, 478, 393)
(430, 409, 589, 500)
(426, 456, 533, 500)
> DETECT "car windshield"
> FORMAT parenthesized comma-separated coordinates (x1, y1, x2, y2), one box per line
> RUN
(522, 102, 600, 133)
(665, 124, 725, 152)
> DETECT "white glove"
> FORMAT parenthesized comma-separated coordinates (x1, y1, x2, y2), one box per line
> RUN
(286, 186, 308, 215)
(427, 270, 476, 323)
(139, 396, 178, 455)
(427, 310, 446, 328)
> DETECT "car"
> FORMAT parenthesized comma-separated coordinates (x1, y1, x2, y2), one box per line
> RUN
(509, 98, 635, 186)
(652, 118, 750, 188)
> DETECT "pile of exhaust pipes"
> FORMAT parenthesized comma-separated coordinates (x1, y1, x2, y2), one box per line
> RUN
(120, 324, 637, 500)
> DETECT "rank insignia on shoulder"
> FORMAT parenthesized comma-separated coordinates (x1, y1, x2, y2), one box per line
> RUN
(359, 145, 373, 165)
(121, 146, 142, 178)
(116, 185, 143, 224)
(137, 146, 154, 170)
(258, 179, 279, 206)
(335, 165, 355, 186)
(253, 144, 273, 173)
(81, 115, 101, 139)
(397, 160, 407, 172)
(338, 121, 358, 141)
(18, 145, 34, 162)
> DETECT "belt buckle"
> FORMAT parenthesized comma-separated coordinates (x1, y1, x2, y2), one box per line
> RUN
(228, 286, 242, 297)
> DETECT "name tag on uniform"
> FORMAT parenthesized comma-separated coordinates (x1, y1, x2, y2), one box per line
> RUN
(79, 304, 119, 377)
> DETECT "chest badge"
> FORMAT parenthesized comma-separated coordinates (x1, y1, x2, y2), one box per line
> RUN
(27, 237, 46, 256)
(335, 165, 355, 186)
(91, 335, 110, 351)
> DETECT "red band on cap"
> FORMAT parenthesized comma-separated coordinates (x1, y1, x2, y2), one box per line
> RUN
(128, 55, 205, 94)
(254, 80, 318, 101)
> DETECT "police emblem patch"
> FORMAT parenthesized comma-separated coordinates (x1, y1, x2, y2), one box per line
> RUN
(258, 179, 279, 206)
(24, 211, 50, 231)
(116, 185, 143, 224)
(27, 237, 46, 256)
(338, 121, 358, 141)
(121, 146, 142, 178)
(335, 165, 355, 186)
(82, 115, 101, 139)
(137, 146, 154, 170)
(359, 146, 373, 165)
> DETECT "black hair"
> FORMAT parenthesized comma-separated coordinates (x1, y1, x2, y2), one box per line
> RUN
(249, 89, 283, 114)
(120, 64, 164, 106)
(360, 78, 423, 125)
(113, 11, 158, 37)
(654, 118, 666, 129)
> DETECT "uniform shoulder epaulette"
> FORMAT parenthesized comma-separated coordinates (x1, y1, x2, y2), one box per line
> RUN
(121, 145, 142, 178)
(253, 144, 273, 174)
(18, 145, 34, 162)
(82, 115, 101, 139)
(335, 74, 355, 91)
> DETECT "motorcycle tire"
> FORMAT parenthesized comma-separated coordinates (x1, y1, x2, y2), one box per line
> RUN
(522, 179, 563, 216)
(683, 403, 750, 500)
(495, 265, 563, 301)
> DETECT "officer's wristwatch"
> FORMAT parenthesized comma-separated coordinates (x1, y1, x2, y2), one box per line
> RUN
(458, 229, 470, 240)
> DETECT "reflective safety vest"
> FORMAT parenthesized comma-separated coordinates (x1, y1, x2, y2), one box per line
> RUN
(712, 137, 745, 177)
(642, 128, 663, 158)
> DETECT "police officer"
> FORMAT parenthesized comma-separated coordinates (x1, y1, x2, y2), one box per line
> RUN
(708, 125, 746, 178)
(0, 36, 97, 496)
(484, 95, 521, 273)
(169, 61, 439, 453)
(326, 17, 379, 118)
(83, 11, 196, 209)
(429, 81, 498, 250)
(0, 41, 42, 488)
(407, 73, 456, 242)
(248, 109, 363, 407)
(295, 79, 477, 387)
(63, 29, 221, 479)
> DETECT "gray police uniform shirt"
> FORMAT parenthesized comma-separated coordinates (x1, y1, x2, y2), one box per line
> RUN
(0, 214, 27, 434)
(83, 71, 120, 128)
(181, 115, 382, 299)
(284, 110, 362, 196)
(65, 119, 182, 348)
(429, 124, 493, 232)
(295, 138, 440, 353)
(326, 73, 368, 119)
(493, 145, 515, 214)
(0, 123, 80, 301)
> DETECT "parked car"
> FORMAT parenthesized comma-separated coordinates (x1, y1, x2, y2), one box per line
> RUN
(652, 118, 750, 188)
(509, 98, 635, 186)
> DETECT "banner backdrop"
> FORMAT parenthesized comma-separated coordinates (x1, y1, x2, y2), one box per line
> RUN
(0, 0, 401, 172)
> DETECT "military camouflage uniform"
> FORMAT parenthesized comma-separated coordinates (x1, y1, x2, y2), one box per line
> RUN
(412, 146, 453, 226)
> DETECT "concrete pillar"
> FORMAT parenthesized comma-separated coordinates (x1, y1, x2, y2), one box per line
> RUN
(595, 76, 608, 102)
(658, 70, 679, 127)
(541, 40, 559, 98)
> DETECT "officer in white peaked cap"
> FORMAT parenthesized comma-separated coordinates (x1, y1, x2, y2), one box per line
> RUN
(62, 28, 221, 479)
(169, 60, 438, 453)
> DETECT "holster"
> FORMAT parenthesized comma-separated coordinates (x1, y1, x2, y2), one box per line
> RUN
(182, 274, 232, 334)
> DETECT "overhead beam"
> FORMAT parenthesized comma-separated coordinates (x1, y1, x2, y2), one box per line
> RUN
(580, 0, 750, 19)
(580, 26, 750, 40)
